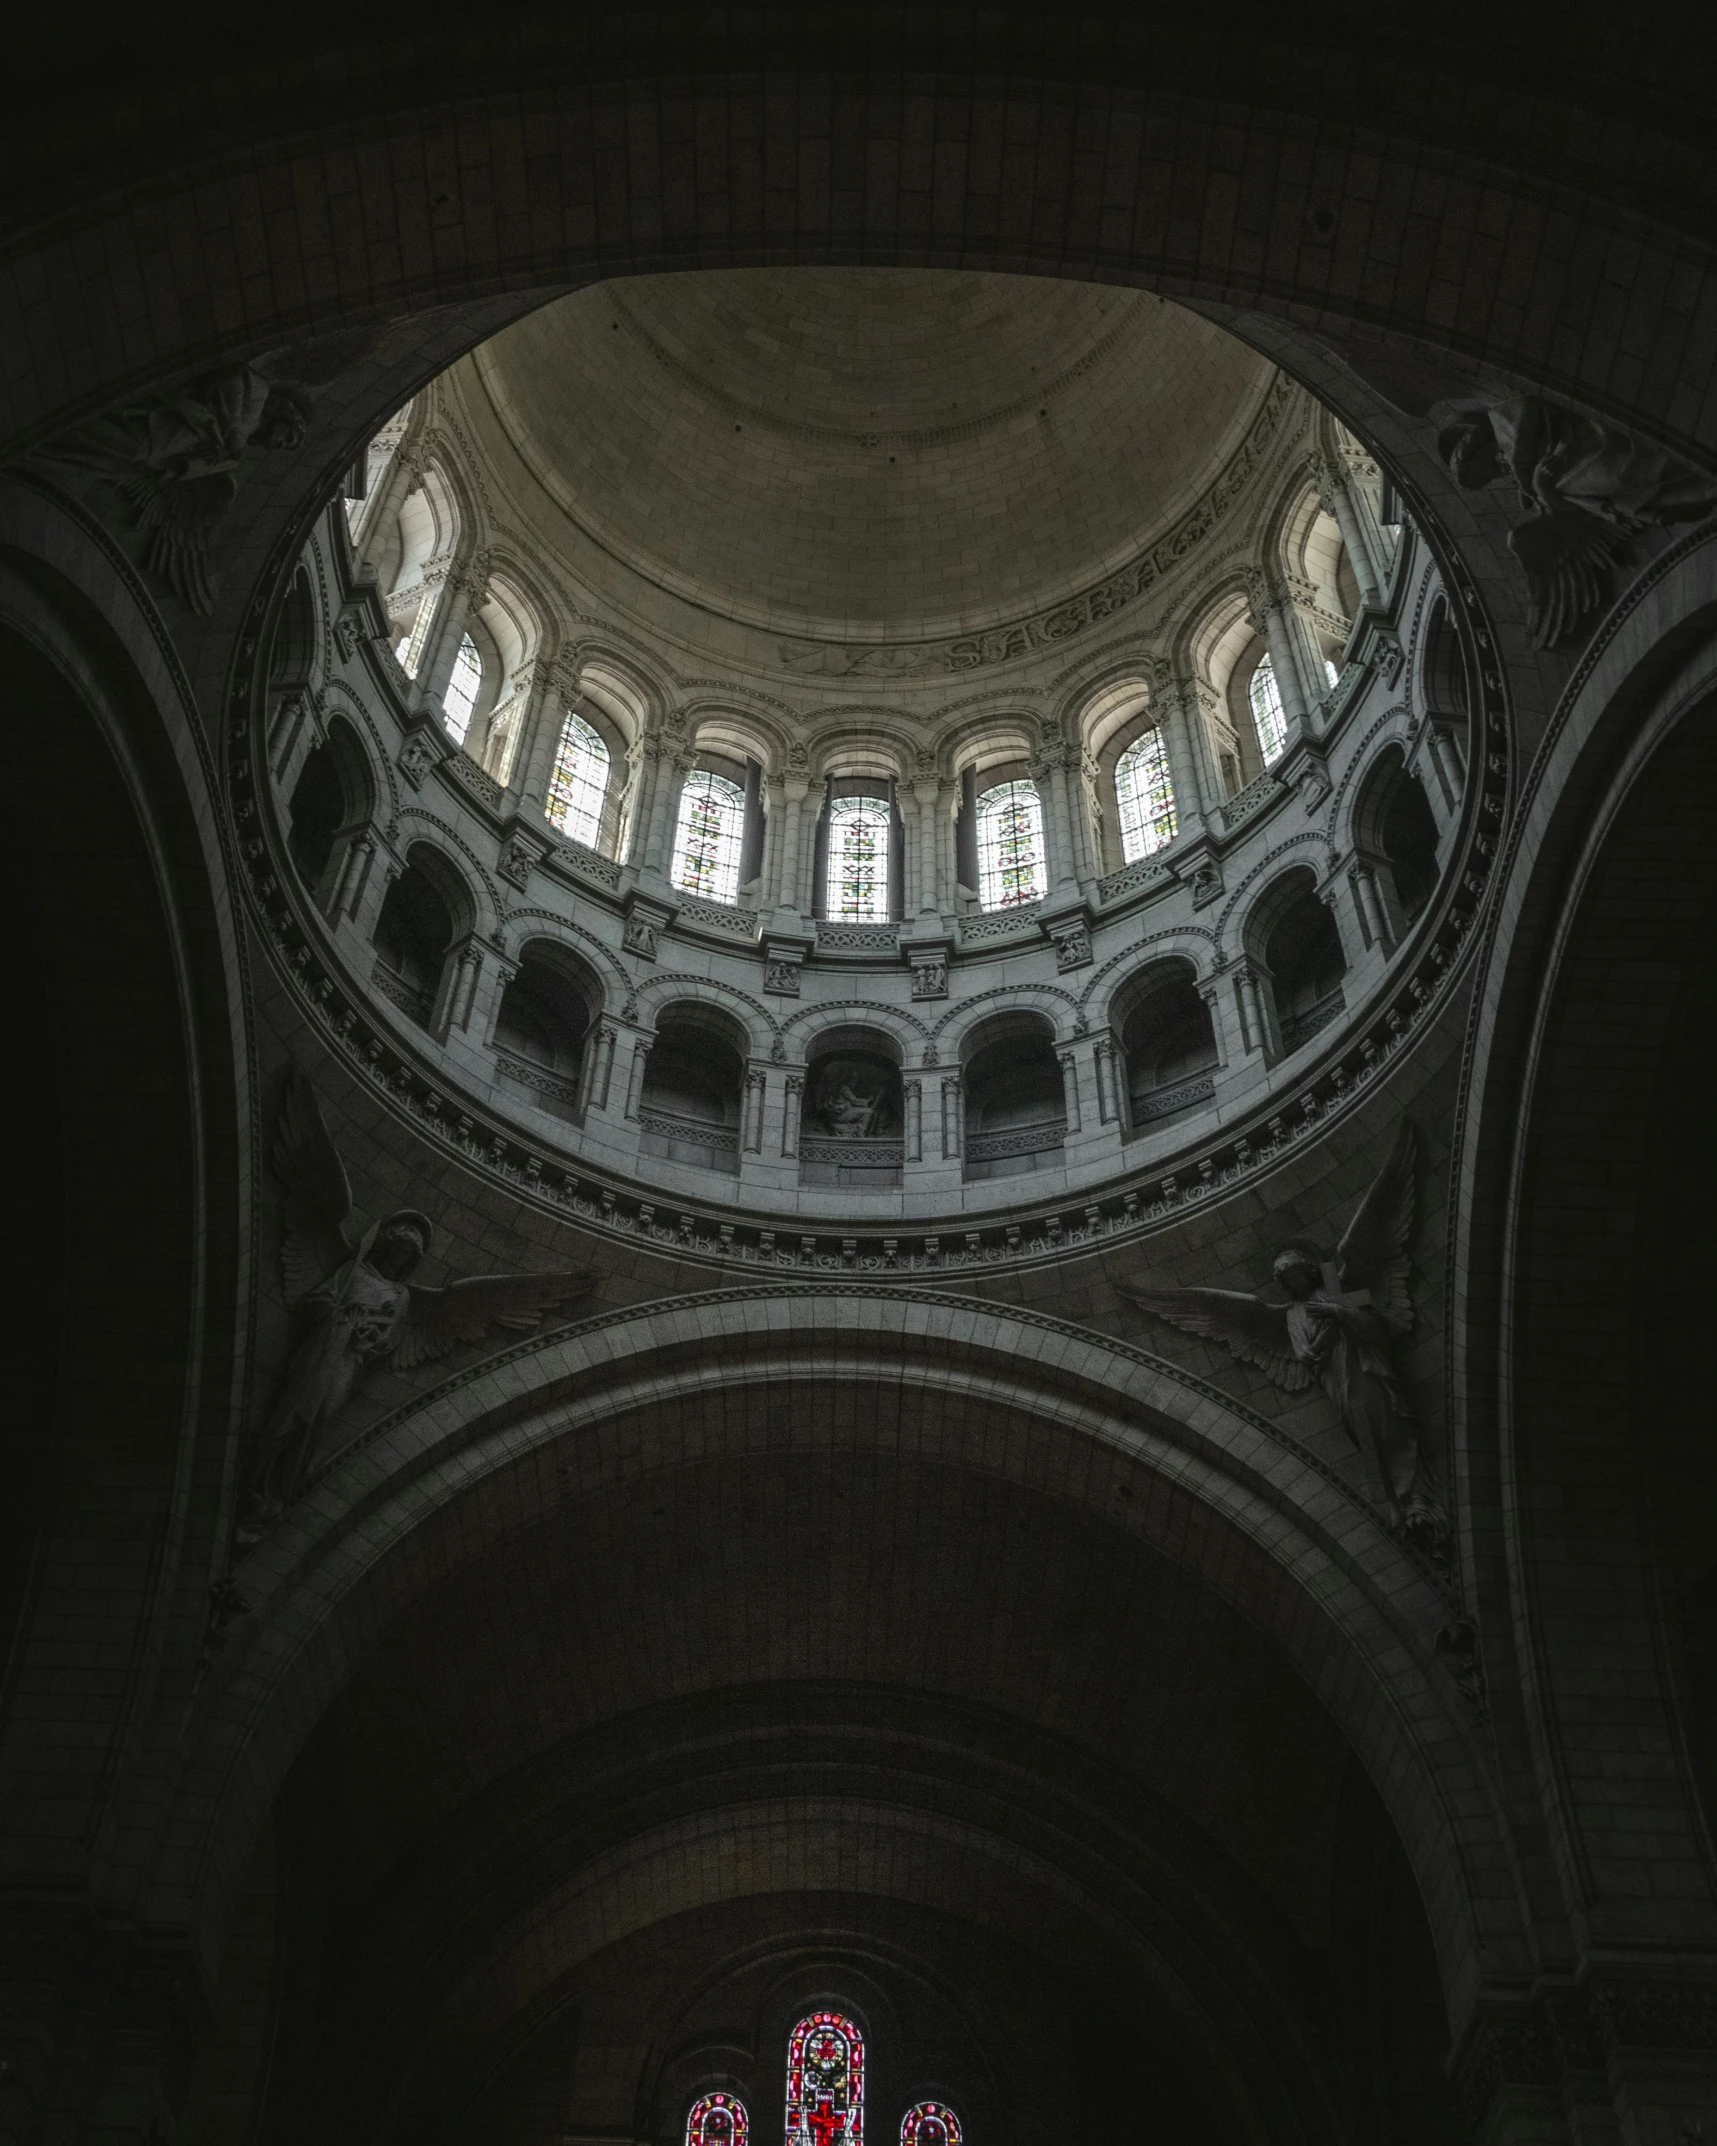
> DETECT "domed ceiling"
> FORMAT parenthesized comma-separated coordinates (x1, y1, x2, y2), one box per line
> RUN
(474, 269, 1275, 641)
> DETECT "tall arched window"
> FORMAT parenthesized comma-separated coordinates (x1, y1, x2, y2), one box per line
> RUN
(442, 632, 481, 746)
(974, 780, 1046, 910)
(687, 2095, 748, 2146)
(900, 2105, 961, 2146)
(827, 795, 891, 920)
(1114, 728, 1178, 861)
(671, 769, 746, 903)
(786, 2011, 864, 2146)
(546, 712, 612, 850)
(1249, 654, 1288, 765)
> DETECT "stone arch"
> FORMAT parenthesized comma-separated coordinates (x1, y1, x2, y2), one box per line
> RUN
(1448, 540, 1717, 1971)
(631, 974, 778, 1061)
(165, 1290, 1524, 2047)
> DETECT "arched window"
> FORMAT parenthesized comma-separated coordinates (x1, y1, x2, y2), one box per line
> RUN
(1324, 655, 1341, 690)
(827, 795, 892, 920)
(900, 2105, 961, 2146)
(442, 633, 481, 745)
(786, 2011, 864, 2146)
(1249, 654, 1288, 765)
(974, 780, 1046, 910)
(671, 769, 746, 903)
(687, 2095, 748, 2146)
(546, 713, 612, 849)
(1114, 728, 1178, 861)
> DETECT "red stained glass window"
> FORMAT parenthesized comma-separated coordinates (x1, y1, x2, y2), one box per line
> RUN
(686, 2093, 748, 2146)
(786, 2011, 865, 2146)
(900, 2103, 961, 2146)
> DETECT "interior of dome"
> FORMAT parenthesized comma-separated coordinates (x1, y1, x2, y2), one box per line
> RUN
(7, 17, 1717, 2145)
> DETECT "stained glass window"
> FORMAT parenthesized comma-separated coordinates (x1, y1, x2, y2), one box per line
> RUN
(786, 2011, 864, 2146)
(1249, 654, 1288, 765)
(827, 795, 892, 920)
(975, 780, 1047, 910)
(443, 633, 481, 745)
(1114, 728, 1178, 862)
(686, 2094, 748, 2146)
(671, 769, 746, 904)
(900, 2105, 961, 2146)
(546, 712, 611, 849)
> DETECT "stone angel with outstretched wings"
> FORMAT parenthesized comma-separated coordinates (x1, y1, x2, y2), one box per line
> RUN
(1119, 1124, 1441, 1543)
(247, 1067, 594, 1526)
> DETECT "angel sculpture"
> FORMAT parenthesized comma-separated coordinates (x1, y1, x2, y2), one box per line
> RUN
(247, 1068, 593, 1528)
(45, 365, 310, 614)
(1118, 1124, 1443, 1549)
(1438, 395, 1717, 649)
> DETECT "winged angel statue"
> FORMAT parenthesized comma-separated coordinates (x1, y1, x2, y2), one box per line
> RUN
(247, 1069, 593, 1526)
(1439, 394, 1717, 649)
(1118, 1125, 1445, 1552)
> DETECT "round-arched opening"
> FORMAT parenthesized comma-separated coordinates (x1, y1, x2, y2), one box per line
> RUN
(1114, 961, 1220, 1130)
(1354, 747, 1443, 933)
(961, 1014, 1066, 1182)
(492, 943, 598, 1123)
(371, 845, 467, 1031)
(800, 1025, 905, 1191)
(640, 1005, 749, 1175)
(287, 719, 373, 904)
(268, 565, 317, 693)
(1251, 870, 1347, 1058)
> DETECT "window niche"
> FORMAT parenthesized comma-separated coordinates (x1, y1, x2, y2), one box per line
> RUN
(639, 1006, 747, 1175)
(287, 719, 373, 911)
(672, 756, 761, 905)
(799, 1028, 904, 1191)
(1115, 961, 1219, 1130)
(973, 777, 1047, 910)
(1352, 746, 1442, 942)
(492, 944, 596, 1121)
(371, 846, 467, 1032)
(962, 1014, 1067, 1181)
(1251, 869, 1347, 1058)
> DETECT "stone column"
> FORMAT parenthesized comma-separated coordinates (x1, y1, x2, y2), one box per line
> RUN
(1245, 570, 1315, 746)
(1030, 728, 1080, 894)
(781, 1074, 803, 1159)
(1057, 1047, 1084, 1136)
(645, 750, 692, 880)
(1312, 454, 1384, 608)
(940, 1073, 963, 1161)
(920, 778, 955, 912)
(1317, 870, 1372, 977)
(1230, 960, 1277, 1060)
(624, 1037, 652, 1119)
(417, 561, 483, 714)
(1197, 977, 1240, 1070)
(1092, 1034, 1120, 1123)
(514, 670, 567, 820)
(743, 1067, 768, 1153)
(354, 444, 421, 576)
(579, 1022, 617, 1114)
(772, 773, 812, 911)
(903, 1077, 923, 1162)
(1146, 665, 1209, 837)
(326, 826, 380, 927)
(1348, 858, 1398, 954)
